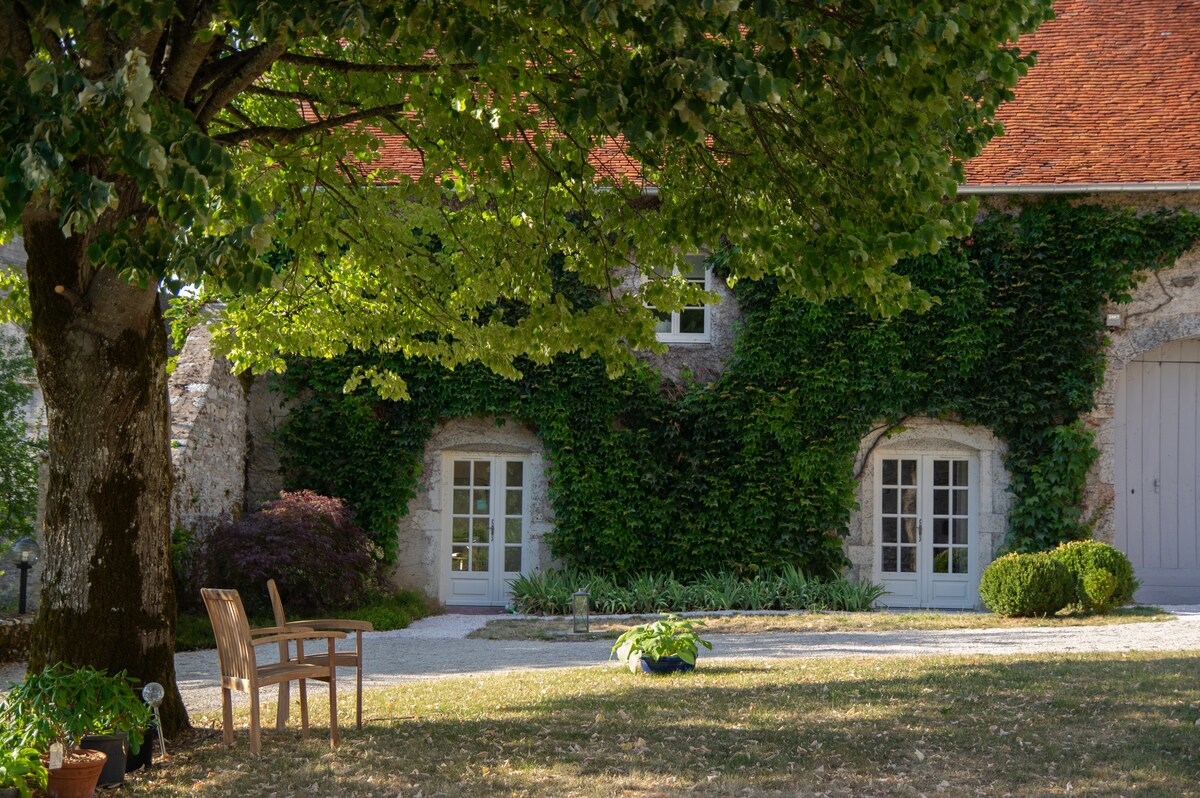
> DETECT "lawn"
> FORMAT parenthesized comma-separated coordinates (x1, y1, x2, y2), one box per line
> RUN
(470, 606, 1172, 641)
(128, 651, 1200, 797)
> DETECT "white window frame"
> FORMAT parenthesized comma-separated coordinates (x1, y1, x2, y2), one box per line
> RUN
(651, 254, 712, 344)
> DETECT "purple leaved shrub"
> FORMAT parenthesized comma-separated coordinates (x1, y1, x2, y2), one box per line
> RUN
(205, 490, 385, 615)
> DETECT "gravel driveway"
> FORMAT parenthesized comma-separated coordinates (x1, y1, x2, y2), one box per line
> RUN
(170, 605, 1200, 714)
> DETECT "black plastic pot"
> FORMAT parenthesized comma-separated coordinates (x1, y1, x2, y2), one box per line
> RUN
(79, 734, 126, 786)
(125, 725, 156, 773)
(638, 655, 695, 674)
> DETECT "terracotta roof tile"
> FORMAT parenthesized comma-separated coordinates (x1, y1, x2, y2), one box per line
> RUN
(966, 0, 1200, 186)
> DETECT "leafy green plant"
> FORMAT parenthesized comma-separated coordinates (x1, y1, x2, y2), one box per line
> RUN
(979, 553, 1074, 618)
(610, 615, 713, 673)
(1050, 540, 1139, 613)
(0, 664, 153, 754)
(0, 745, 47, 798)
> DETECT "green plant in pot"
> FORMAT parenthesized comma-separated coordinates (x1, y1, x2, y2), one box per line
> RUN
(0, 744, 48, 798)
(0, 664, 153, 796)
(611, 614, 712, 674)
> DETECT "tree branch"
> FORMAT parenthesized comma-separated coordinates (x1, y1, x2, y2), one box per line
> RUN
(278, 52, 474, 74)
(196, 39, 288, 127)
(160, 1, 216, 101)
(212, 102, 413, 145)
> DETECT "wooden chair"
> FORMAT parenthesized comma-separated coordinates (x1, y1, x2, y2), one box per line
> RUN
(201, 587, 346, 755)
(268, 579, 374, 730)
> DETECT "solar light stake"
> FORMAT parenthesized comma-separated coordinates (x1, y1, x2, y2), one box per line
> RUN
(572, 590, 590, 633)
(143, 682, 167, 759)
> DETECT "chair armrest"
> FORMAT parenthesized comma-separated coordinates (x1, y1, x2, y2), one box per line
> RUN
(250, 625, 303, 637)
(284, 619, 375, 632)
(252, 629, 347, 648)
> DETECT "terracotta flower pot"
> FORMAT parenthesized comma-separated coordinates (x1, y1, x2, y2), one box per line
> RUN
(46, 748, 107, 798)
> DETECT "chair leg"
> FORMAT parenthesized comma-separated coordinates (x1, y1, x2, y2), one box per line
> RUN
(221, 688, 234, 745)
(249, 688, 262, 756)
(329, 665, 339, 749)
(356, 661, 363, 730)
(299, 679, 309, 737)
(277, 680, 290, 731)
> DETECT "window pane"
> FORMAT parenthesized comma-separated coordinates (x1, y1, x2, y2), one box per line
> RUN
(953, 518, 969, 545)
(881, 517, 897, 543)
(453, 461, 470, 486)
(952, 548, 969, 574)
(473, 490, 489, 513)
(506, 518, 522, 544)
(882, 547, 897, 572)
(451, 545, 468, 571)
(882, 488, 897, 514)
(902, 518, 917, 544)
(953, 460, 969, 486)
(679, 308, 705, 334)
(933, 460, 949, 486)
(901, 460, 917, 485)
(474, 460, 491, 486)
(506, 461, 524, 487)
(901, 488, 917, 514)
(933, 547, 949, 574)
(470, 546, 488, 572)
(506, 489, 522, 516)
(953, 489, 967, 516)
(933, 489, 948, 515)
(452, 517, 469, 543)
(453, 489, 469, 515)
(881, 459, 897, 485)
(900, 547, 916, 573)
(933, 518, 949, 545)
(653, 311, 672, 334)
(683, 255, 706, 281)
(473, 517, 489, 542)
(504, 547, 522, 573)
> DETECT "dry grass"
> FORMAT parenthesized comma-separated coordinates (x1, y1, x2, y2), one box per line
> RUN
(469, 605, 1172, 641)
(128, 650, 1200, 797)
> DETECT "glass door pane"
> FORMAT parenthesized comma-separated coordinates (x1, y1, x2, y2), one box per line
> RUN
(503, 460, 524, 573)
(880, 458, 919, 573)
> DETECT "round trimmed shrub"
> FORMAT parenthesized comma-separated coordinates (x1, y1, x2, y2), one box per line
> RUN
(979, 552, 1074, 617)
(1050, 540, 1138, 613)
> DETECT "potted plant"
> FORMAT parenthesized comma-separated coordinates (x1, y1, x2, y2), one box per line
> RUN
(611, 614, 712, 674)
(0, 744, 48, 798)
(0, 664, 153, 797)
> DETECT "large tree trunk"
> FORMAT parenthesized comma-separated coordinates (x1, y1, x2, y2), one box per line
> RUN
(22, 201, 188, 735)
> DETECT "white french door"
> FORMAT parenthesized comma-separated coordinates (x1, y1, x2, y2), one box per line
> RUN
(875, 454, 978, 609)
(442, 455, 529, 606)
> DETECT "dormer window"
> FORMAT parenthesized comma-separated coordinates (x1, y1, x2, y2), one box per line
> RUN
(652, 254, 711, 343)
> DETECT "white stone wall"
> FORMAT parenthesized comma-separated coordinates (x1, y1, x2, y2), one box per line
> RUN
(846, 417, 1010, 603)
(391, 415, 554, 602)
(168, 324, 247, 536)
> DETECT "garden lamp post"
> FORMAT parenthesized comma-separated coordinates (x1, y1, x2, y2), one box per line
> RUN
(12, 535, 39, 615)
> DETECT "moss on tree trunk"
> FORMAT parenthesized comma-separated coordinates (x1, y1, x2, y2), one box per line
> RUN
(22, 203, 188, 735)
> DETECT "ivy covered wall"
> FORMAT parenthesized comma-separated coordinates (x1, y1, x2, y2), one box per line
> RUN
(275, 201, 1200, 579)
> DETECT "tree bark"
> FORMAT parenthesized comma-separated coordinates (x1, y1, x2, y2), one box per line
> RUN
(22, 201, 188, 735)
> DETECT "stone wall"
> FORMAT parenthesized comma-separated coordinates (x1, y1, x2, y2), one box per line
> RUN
(244, 373, 290, 509)
(168, 324, 248, 536)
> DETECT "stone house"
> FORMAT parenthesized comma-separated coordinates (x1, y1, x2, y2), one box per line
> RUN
(4, 0, 1199, 612)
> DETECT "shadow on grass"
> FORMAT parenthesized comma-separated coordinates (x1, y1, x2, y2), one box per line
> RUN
(147, 654, 1200, 798)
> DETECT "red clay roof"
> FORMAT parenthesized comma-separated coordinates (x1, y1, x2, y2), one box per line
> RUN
(965, 0, 1200, 186)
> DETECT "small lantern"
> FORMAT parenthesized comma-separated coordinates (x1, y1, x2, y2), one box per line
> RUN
(572, 590, 590, 633)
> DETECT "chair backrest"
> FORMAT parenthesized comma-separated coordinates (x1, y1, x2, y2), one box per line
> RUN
(267, 579, 287, 627)
(201, 588, 257, 684)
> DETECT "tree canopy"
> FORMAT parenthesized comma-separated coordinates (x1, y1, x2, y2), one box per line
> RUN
(3, 0, 1051, 391)
(0, 0, 1052, 732)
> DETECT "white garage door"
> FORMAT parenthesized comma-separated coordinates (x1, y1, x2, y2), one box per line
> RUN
(1115, 338, 1200, 603)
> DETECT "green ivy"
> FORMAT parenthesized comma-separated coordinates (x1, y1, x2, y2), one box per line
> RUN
(276, 201, 1200, 572)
